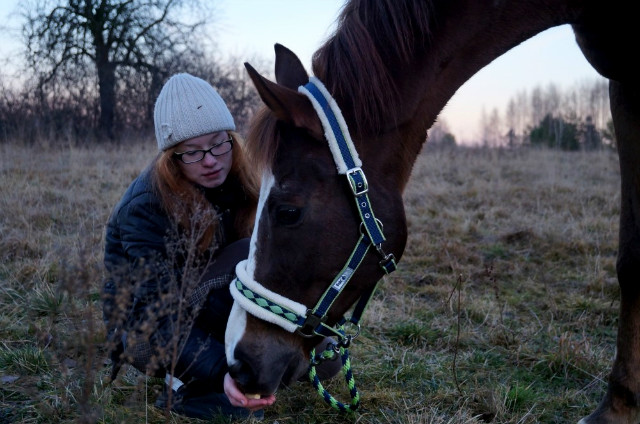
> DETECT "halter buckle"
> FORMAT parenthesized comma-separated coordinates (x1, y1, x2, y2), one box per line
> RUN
(347, 167, 368, 196)
(298, 310, 327, 338)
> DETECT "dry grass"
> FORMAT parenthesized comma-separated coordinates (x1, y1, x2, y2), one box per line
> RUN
(0, 141, 621, 423)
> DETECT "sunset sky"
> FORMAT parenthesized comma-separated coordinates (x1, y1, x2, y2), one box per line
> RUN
(0, 0, 604, 144)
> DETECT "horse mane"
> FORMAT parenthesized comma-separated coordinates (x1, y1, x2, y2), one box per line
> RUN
(245, 0, 434, 172)
(312, 0, 433, 137)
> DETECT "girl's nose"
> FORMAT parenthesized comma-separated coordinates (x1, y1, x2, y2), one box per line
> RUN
(202, 150, 218, 165)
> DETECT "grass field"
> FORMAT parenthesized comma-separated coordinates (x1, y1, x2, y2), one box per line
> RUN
(0, 141, 622, 423)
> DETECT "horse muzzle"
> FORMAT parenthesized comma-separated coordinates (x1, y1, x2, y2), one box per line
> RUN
(226, 302, 310, 396)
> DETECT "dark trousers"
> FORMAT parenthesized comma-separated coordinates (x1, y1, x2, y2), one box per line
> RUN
(172, 238, 249, 392)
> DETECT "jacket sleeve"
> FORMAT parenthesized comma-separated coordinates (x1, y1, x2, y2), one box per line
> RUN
(116, 191, 174, 303)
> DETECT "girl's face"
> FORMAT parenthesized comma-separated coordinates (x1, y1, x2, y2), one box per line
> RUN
(174, 131, 233, 188)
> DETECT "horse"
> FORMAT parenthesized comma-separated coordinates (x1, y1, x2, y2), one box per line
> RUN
(224, 1, 639, 422)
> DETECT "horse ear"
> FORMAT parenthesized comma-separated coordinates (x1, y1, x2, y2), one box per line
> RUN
(274, 43, 309, 89)
(244, 62, 324, 140)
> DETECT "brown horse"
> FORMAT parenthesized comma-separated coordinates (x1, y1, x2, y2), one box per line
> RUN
(224, 1, 639, 422)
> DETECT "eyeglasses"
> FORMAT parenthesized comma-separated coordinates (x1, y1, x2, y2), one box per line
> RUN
(174, 138, 233, 164)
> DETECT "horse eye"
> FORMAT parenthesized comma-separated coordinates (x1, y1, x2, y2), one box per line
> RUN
(275, 205, 302, 226)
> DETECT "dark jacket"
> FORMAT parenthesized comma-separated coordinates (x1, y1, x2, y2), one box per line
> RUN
(102, 164, 249, 378)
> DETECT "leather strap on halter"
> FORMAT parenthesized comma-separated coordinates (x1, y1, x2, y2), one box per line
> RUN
(296, 76, 397, 336)
(299, 77, 388, 250)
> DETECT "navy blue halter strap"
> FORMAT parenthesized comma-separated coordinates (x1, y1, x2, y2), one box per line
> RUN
(301, 81, 387, 249)
(297, 77, 397, 337)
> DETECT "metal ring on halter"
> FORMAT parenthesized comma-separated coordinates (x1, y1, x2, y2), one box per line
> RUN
(341, 321, 361, 341)
(359, 218, 384, 235)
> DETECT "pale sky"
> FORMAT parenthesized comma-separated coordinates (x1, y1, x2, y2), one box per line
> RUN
(0, 0, 604, 144)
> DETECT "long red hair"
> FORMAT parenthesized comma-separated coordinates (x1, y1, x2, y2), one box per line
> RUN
(151, 131, 259, 253)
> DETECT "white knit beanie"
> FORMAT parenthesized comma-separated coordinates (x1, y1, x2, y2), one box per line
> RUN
(154, 73, 236, 151)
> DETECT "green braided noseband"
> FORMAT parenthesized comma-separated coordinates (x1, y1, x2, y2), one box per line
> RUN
(308, 341, 360, 412)
(233, 279, 300, 324)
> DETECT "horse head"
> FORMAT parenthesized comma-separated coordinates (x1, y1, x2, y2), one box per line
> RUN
(224, 44, 408, 397)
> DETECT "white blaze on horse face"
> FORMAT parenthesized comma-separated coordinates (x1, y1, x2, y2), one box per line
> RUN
(225, 302, 247, 365)
(247, 171, 275, 278)
(225, 171, 275, 366)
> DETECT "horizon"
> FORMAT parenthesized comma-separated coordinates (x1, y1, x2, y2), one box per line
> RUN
(0, 0, 605, 145)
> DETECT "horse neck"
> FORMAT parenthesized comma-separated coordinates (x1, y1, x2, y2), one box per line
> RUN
(317, 0, 588, 191)
(414, 0, 587, 120)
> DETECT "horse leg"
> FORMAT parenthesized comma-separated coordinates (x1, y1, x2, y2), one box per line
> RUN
(580, 80, 640, 424)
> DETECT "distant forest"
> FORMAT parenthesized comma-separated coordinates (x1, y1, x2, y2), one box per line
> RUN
(0, 1, 613, 149)
(429, 78, 612, 150)
(0, 0, 268, 145)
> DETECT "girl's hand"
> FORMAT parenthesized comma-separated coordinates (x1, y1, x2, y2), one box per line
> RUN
(223, 373, 276, 411)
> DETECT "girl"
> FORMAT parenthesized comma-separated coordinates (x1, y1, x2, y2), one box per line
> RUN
(102, 73, 272, 419)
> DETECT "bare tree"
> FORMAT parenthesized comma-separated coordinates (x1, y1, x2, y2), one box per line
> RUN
(517, 91, 529, 141)
(426, 118, 456, 149)
(488, 107, 501, 147)
(480, 106, 502, 147)
(183, 53, 271, 135)
(543, 82, 561, 118)
(505, 98, 517, 146)
(530, 86, 543, 130)
(21, 0, 215, 140)
(587, 78, 609, 130)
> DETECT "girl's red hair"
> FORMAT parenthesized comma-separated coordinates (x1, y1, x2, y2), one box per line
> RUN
(151, 131, 259, 253)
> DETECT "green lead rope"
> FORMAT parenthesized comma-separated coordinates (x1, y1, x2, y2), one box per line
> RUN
(308, 333, 360, 413)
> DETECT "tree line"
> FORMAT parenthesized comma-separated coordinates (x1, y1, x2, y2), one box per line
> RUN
(0, 0, 266, 145)
(429, 78, 613, 150)
(0, 1, 614, 149)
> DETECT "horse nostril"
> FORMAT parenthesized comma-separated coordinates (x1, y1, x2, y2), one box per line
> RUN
(228, 336, 307, 395)
(228, 358, 256, 391)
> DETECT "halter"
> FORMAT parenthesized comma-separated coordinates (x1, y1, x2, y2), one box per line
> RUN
(230, 76, 397, 411)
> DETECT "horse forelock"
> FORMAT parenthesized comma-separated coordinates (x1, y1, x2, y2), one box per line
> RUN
(245, 107, 280, 175)
(311, 0, 433, 137)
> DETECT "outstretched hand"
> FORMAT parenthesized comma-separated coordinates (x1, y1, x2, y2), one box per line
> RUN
(223, 373, 276, 412)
